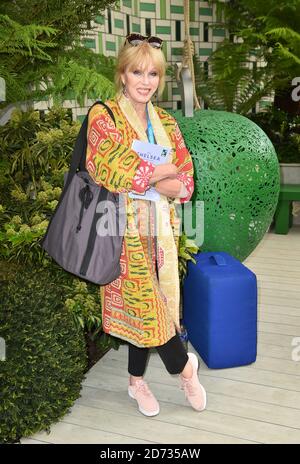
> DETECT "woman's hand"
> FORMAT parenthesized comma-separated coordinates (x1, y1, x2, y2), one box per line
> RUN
(154, 178, 187, 198)
(162, 164, 178, 179)
(149, 163, 178, 184)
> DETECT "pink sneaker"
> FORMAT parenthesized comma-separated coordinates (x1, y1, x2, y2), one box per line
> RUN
(128, 379, 160, 417)
(179, 352, 207, 411)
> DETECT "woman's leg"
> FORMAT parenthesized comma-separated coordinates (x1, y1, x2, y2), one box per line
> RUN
(156, 332, 207, 411)
(155, 331, 191, 375)
(127, 342, 160, 417)
(128, 342, 150, 384)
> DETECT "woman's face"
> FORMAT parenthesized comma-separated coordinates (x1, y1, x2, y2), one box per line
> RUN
(121, 60, 160, 107)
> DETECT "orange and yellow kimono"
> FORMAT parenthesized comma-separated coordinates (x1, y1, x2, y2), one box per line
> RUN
(86, 95, 194, 348)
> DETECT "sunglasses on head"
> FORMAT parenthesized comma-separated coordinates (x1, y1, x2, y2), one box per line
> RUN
(125, 33, 163, 49)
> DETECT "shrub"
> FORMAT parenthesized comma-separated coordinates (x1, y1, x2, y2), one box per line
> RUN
(62, 276, 122, 371)
(0, 105, 122, 370)
(0, 265, 88, 443)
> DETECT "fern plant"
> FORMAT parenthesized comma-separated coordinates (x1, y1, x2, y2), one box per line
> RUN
(193, 41, 275, 114)
(0, 0, 117, 107)
(0, 14, 57, 104)
(0, 14, 57, 59)
(31, 52, 116, 107)
(206, 0, 300, 97)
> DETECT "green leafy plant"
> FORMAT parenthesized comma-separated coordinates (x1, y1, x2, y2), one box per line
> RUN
(0, 14, 57, 103)
(207, 0, 300, 92)
(0, 0, 117, 107)
(193, 42, 275, 114)
(33, 53, 116, 107)
(0, 106, 79, 264)
(63, 279, 118, 370)
(64, 280, 102, 334)
(0, 105, 121, 375)
(0, 176, 65, 266)
(178, 232, 199, 282)
(0, 265, 88, 444)
(0, 106, 79, 192)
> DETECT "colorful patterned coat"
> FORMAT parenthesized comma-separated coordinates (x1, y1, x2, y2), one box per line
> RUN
(86, 97, 194, 347)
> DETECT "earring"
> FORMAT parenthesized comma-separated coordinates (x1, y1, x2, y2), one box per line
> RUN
(122, 82, 128, 97)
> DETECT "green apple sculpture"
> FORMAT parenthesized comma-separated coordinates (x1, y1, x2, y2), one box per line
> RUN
(171, 109, 280, 261)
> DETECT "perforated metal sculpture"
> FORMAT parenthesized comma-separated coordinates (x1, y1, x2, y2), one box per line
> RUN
(171, 109, 280, 261)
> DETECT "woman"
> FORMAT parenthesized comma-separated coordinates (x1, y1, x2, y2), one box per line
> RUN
(86, 33, 206, 417)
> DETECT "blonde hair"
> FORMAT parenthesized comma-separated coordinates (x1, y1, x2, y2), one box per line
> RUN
(114, 41, 167, 100)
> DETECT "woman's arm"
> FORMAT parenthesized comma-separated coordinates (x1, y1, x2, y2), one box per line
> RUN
(153, 120, 194, 201)
(86, 106, 180, 195)
(148, 163, 178, 184)
(86, 105, 158, 194)
(170, 121, 195, 203)
(154, 178, 188, 198)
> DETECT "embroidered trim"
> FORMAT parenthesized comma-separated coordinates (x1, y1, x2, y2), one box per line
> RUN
(131, 159, 155, 194)
(176, 172, 194, 203)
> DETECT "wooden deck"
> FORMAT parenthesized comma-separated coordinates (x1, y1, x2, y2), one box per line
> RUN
(21, 226, 300, 444)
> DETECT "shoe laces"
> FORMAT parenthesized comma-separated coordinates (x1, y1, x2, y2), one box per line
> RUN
(134, 380, 153, 397)
(180, 376, 198, 397)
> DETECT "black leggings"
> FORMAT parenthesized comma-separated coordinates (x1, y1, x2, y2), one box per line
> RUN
(128, 331, 189, 376)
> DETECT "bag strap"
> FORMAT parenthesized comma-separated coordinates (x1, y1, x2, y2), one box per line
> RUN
(65, 100, 116, 189)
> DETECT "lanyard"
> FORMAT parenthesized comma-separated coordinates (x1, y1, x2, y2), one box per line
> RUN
(146, 102, 156, 144)
(146, 102, 158, 259)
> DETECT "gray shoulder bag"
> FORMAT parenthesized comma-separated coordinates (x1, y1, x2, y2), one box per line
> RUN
(40, 100, 126, 285)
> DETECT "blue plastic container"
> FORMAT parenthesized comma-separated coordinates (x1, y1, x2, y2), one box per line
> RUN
(183, 252, 257, 369)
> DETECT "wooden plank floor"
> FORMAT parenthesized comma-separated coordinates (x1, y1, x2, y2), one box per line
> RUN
(21, 225, 300, 444)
